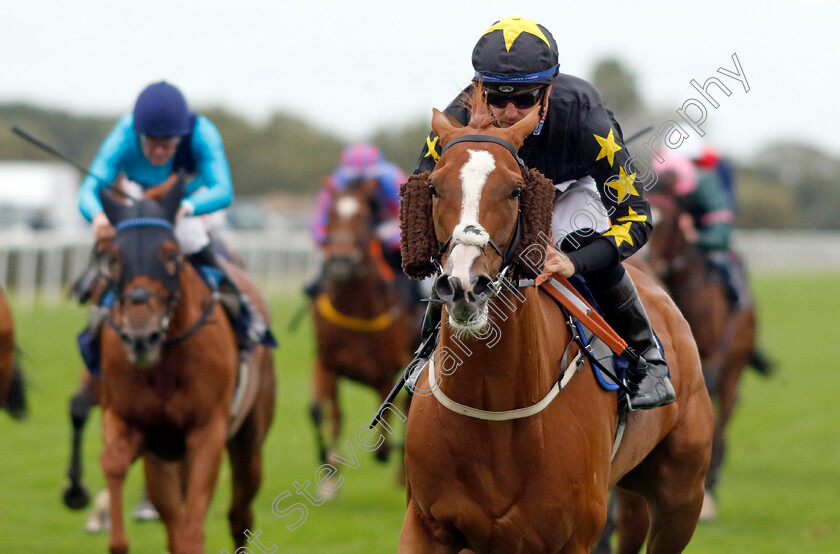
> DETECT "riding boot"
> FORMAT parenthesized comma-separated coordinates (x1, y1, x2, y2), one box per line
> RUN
(187, 245, 270, 352)
(69, 249, 108, 304)
(593, 272, 676, 410)
(404, 299, 442, 392)
(708, 251, 744, 311)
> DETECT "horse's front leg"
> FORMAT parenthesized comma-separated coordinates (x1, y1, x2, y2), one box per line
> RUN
(399, 499, 460, 554)
(101, 409, 143, 554)
(175, 415, 227, 554)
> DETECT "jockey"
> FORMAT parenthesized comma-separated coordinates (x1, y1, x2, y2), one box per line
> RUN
(76, 81, 269, 367)
(414, 17, 673, 410)
(653, 150, 745, 309)
(680, 134, 738, 213)
(307, 143, 420, 304)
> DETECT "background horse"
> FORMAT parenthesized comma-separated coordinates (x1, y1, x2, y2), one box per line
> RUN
(642, 193, 766, 520)
(397, 98, 713, 553)
(94, 179, 275, 553)
(310, 182, 417, 472)
(0, 286, 26, 419)
(63, 178, 247, 526)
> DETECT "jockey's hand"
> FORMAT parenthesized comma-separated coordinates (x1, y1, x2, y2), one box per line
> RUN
(92, 212, 115, 241)
(176, 205, 190, 222)
(544, 246, 575, 279)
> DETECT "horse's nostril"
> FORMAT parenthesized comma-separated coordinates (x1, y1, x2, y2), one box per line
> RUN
(148, 331, 162, 344)
(435, 274, 456, 302)
(473, 275, 493, 300)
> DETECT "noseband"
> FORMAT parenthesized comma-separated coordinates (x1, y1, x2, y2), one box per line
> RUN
(436, 134, 524, 282)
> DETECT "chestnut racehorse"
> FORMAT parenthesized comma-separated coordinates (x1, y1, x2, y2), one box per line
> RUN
(95, 179, 275, 554)
(310, 182, 416, 467)
(643, 193, 763, 519)
(0, 286, 26, 419)
(397, 95, 713, 553)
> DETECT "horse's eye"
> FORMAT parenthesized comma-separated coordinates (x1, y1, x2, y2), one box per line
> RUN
(163, 253, 180, 276)
(428, 184, 438, 197)
(511, 186, 522, 199)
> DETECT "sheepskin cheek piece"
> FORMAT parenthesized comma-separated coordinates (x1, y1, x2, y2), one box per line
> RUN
(398, 167, 556, 281)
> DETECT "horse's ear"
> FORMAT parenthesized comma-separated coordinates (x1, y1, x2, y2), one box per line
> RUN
(144, 173, 181, 201)
(158, 173, 186, 222)
(503, 107, 541, 150)
(400, 172, 437, 280)
(99, 182, 128, 225)
(431, 108, 458, 150)
(512, 168, 556, 278)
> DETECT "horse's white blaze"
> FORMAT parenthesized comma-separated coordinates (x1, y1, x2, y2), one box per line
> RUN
(454, 149, 495, 246)
(448, 244, 481, 293)
(336, 197, 360, 219)
(447, 149, 495, 288)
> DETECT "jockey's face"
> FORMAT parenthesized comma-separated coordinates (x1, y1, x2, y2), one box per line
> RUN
(141, 135, 181, 166)
(485, 85, 545, 128)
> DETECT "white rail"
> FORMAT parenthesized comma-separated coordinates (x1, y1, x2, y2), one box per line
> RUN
(1, 229, 838, 306)
(0, 228, 321, 306)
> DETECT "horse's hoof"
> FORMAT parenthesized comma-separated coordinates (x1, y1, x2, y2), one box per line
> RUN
(699, 490, 717, 522)
(318, 476, 341, 501)
(62, 483, 91, 510)
(132, 498, 161, 522)
(85, 490, 112, 534)
(374, 444, 391, 464)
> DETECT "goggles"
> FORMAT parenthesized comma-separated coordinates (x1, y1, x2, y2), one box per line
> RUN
(141, 135, 181, 148)
(485, 87, 544, 109)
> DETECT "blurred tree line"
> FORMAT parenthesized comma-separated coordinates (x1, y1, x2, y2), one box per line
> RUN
(590, 58, 840, 230)
(2, 60, 839, 230)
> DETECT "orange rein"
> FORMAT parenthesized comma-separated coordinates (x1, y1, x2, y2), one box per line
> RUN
(535, 274, 629, 356)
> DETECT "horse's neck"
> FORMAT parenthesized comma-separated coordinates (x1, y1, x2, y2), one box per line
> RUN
(436, 287, 563, 410)
(169, 264, 214, 331)
(324, 260, 394, 318)
(665, 242, 708, 293)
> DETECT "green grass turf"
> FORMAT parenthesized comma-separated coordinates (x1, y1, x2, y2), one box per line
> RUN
(0, 272, 837, 553)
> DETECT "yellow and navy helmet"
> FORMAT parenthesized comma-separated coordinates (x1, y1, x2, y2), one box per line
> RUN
(472, 17, 559, 86)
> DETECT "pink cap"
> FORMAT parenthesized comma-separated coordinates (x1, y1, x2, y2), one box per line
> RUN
(654, 150, 698, 195)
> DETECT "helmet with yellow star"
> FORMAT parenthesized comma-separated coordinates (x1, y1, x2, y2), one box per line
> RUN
(472, 17, 559, 86)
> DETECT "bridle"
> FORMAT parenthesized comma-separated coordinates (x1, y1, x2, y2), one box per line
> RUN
(435, 134, 524, 289)
(107, 217, 217, 348)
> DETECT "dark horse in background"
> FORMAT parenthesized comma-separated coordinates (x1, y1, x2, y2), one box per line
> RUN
(641, 192, 770, 520)
(85, 179, 275, 553)
(309, 181, 417, 479)
(0, 286, 27, 420)
(397, 93, 713, 553)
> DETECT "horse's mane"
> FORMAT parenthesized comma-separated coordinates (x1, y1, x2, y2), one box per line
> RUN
(454, 82, 496, 131)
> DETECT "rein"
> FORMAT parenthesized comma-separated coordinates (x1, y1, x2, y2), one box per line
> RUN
(162, 294, 218, 347)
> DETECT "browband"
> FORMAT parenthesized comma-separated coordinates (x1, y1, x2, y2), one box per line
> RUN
(439, 135, 525, 168)
(114, 217, 174, 233)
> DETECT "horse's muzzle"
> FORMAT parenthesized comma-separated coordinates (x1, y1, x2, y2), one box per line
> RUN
(434, 273, 493, 332)
(324, 254, 362, 281)
(119, 323, 165, 366)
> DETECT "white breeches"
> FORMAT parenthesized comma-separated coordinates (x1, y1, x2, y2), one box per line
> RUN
(551, 175, 611, 250)
(175, 216, 210, 254)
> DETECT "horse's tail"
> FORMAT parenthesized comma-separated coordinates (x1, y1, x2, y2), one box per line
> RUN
(748, 347, 775, 378)
(3, 349, 27, 420)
